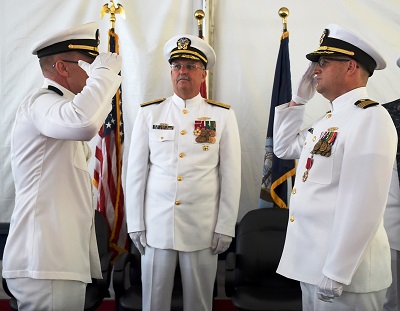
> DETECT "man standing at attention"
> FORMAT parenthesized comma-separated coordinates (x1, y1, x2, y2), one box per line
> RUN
(274, 24, 397, 310)
(2, 22, 122, 310)
(125, 34, 241, 310)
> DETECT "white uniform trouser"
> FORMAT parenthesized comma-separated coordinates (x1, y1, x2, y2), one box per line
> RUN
(6, 277, 86, 311)
(141, 246, 218, 311)
(301, 282, 387, 311)
(384, 249, 400, 311)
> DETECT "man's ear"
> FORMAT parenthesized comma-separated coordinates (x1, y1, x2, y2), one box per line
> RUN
(202, 69, 207, 81)
(53, 60, 69, 77)
(346, 59, 359, 75)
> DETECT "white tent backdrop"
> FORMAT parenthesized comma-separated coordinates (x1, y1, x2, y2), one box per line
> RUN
(1, 0, 400, 223)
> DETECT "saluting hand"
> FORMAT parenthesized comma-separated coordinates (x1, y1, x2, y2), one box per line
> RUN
(78, 52, 122, 75)
(292, 61, 317, 105)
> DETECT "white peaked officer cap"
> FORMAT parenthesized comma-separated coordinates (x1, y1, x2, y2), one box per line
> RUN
(306, 23, 386, 76)
(31, 22, 100, 59)
(164, 34, 216, 69)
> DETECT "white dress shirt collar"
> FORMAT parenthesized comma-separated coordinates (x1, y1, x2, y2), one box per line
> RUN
(330, 87, 369, 113)
(172, 93, 202, 109)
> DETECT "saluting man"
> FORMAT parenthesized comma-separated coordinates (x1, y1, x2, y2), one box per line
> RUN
(125, 34, 241, 311)
(273, 24, 397, 310)
(2, 22, 122, 310)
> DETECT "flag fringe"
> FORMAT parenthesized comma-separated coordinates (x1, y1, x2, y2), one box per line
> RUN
(270, 167, 296, 208)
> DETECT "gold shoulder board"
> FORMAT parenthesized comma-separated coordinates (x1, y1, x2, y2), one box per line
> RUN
(354, 99, 379, 109)
(205, 99, 231, 109)
(140, 98, 166, 107)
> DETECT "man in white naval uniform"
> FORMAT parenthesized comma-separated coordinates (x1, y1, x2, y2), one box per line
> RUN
(2, 22, 122, 311)
(125, 35, 241, 310)
(383, 57, 400, 311)
(273, 24, 397, 310)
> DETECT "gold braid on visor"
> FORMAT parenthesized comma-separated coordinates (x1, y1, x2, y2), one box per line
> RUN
(317, 46, 355, 56)
(170, 50, 207, 64)
(68, 44, 99, 53)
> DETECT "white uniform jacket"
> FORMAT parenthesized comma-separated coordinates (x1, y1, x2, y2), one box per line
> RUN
(3, 68, 122, 283)
(274, 87, 397, 293)
(125, 93, 241, 251)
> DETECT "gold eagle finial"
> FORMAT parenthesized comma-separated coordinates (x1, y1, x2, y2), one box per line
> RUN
(100, 0, 126, 29)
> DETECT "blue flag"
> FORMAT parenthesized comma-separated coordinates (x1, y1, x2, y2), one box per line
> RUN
(259, 31, 296, 208)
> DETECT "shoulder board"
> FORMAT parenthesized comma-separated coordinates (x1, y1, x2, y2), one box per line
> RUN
(47, 85, 63, 96)
(354, 99, 379, 109)
(205, 99, 231, 109)
(140, 98, 166, 107)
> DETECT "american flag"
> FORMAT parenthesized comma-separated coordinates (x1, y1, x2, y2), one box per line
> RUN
(93, 29, 128, 258)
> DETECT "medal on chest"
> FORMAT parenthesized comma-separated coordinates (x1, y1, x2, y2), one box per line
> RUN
(303, 128, 338, 182)
(194, 118, 217, 144)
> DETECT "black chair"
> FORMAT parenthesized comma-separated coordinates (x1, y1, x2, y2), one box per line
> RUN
(1, 210, 113, 311)
(225, 208, 302, 311)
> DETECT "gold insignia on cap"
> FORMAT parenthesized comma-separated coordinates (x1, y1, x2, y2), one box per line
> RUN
(96, 29, 100, 45)
(316, 28, 355, 56)
(319, 29, 329, 45)
(177, 37, 191, 50)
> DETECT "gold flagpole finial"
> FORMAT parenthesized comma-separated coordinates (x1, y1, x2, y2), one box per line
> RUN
(194, 9, 205, 38)
(100, 0, 126, 29)
(278, 7, 289, 32)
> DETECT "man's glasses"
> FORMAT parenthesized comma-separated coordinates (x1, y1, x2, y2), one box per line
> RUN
(170, 63, 205, 71)
(52, 60, 79, 68)
(317, 57, 351, 67)
(62, 60, 79, 64)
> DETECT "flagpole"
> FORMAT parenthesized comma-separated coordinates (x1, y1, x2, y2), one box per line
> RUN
(194, 9, 208, 98)
(202, 0, 215, 99)
(100, 0, 126, 29)
(96, 0, 128, 258)
(278, 7, 293, 204)
(278, 7, 289, 32)
(194, 9, 205, 39)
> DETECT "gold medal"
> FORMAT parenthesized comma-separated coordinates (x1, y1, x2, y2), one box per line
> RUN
(302, 170, 309, 182)
(319, 141, 328, 152)
(313, 141, 322, 153)
(326, 144, 332, 152)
